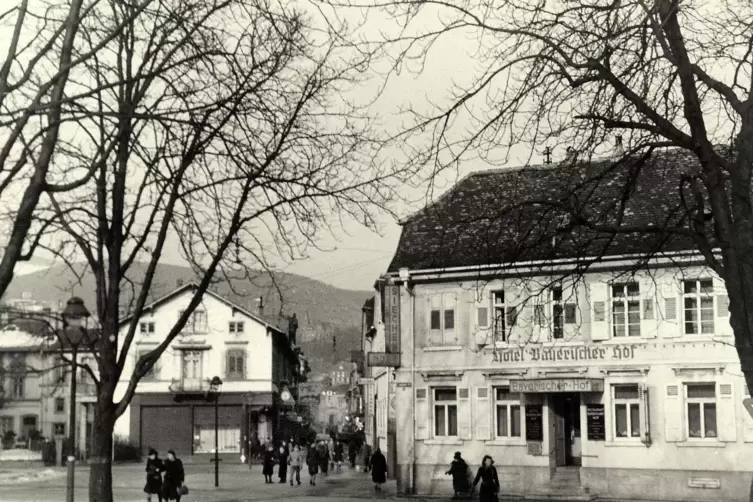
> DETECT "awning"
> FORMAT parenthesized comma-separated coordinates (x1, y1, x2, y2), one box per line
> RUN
(510, 378, 604, 393)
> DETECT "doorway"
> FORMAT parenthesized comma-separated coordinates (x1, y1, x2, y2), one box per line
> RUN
(550, 393, 581, 467)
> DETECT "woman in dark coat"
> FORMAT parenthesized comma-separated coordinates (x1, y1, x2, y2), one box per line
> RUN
(144, 448, 164, 502)
(446, 451, 470, 498)
(306, 443, 319, 485)
(472, 455, 500, 502)
(161, 450, 185, 502)
(277, 443, 289, 483)
(262, 445, 276, 484)
(370, 447, 388, 491)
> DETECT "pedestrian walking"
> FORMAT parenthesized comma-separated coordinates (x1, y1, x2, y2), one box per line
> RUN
(277, 442, 289, 483)
(445, 451, 470, 499)
(317, 440, 329, 476)
(362, 442, 372, 474)
(306, 443, 319, 485)
(161, 450, 185, 502)
(334, 440, 344, 472)
(262, 445, 275, 484)
(471, 455, 500, 502)
(289, 444, 303, 486)
(328, 438, 335, 472)
(348, 442, 358, 469)
(144, 448, 164, 502)
(370, 447, 387, 492)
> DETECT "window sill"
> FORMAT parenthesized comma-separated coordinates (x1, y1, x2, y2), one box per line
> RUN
(677, 441, 726, 448)
(603, 440, 646, 447)
(599, 339, 646, 344)
(484, 439, 527, 447)
(225, 339, 249, 345)
(423, 439, 464, 446)
(423, 346, 463, 352)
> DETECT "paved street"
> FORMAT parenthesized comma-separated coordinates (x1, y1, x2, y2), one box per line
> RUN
(0, 462, 405, 502)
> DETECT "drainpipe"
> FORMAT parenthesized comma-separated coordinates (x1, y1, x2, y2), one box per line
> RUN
(397, 267, 416, 495)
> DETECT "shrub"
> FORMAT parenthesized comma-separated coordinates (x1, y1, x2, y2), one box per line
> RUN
(113, 436, 141, 463)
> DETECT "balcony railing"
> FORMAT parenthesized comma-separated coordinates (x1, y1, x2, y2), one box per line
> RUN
(169, 378, 209, 393)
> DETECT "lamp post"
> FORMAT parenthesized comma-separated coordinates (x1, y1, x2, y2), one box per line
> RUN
(62, 297, 91, 502)
(208, 376, 223, 488)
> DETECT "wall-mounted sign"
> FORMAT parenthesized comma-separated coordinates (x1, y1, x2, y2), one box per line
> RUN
(367, 352, 401, 367)
(358, 378, 375, 385)
(492, 344, 638, 363)
(525, 405, 543, 441)
(527, 441, 543, 456)
(384, 285, 401, 353)
(586, 404, 606, 441)
(511, 378, 604, 393)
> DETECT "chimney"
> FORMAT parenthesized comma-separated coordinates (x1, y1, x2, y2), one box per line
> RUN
(176, 279, 183, 287)
(613, 135, 624, 158)
(256, 296, 264, 317)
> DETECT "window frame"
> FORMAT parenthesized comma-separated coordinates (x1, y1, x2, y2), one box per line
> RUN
(53, 422, 66, 436)
(685, 383, 717, 440)
(137, 350, 158, 381)
(11, 374, 25, 399)
(611, 283, 641, 338)
(54, 397, 65, 413)
(492, 291, 506, 342)
(612, 384, 641, 440)
(428, 293, 457, 345)
(181, 350, 203, 382)
(229, 321, 245, 334)
(226, 349, 246, 380)
(139, 321, 155, 335)
(494, 387, 522, 438)
(0, 416, 14, 435)
(432, 387, 458, 438)
(682, 279, 715, 336)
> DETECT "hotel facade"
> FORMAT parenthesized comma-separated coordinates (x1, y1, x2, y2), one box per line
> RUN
(383, 149, 753, 501)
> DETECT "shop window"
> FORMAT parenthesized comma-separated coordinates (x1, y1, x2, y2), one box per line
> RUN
(686, 383, 717, 439)
(139, 322, 155, 335)
(613, 384, 640, 438)
(494, 387, 521, 437)
(428, 294, 457, 345)
(612, 283, 641, 337)
(683, 279, 714, 335)
(433, 388, 458, 437)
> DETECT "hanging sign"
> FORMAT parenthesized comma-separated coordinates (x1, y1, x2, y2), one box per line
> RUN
(384, 285, 401, 353)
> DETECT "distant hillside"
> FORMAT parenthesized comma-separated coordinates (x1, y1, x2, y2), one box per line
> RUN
(3, 262, 372, 372)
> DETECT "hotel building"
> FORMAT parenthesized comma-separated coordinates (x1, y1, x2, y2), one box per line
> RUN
(384, 149, 751, 501)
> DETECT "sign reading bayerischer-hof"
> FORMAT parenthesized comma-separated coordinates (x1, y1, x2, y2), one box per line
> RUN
(586, 404, 606, 441)
(511, 378, 604, 393)
(384, 284, 401, 353)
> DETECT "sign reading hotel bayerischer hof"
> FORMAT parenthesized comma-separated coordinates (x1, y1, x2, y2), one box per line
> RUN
(384, 284, 401, 353)
(492, 344, 639, 363)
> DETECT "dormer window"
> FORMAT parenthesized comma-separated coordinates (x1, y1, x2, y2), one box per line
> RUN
(140, 322, 155, 335)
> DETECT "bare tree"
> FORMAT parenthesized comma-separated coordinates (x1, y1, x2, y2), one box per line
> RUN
(335, 0, 753, 438)
(14, 0, 402, 500)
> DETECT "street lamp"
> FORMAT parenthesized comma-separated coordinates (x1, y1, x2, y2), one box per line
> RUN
(62, 296, 91, 502)
(208, 376, 223, 488)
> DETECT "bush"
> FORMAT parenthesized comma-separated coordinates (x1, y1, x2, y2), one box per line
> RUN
(113, 436, 141, 463)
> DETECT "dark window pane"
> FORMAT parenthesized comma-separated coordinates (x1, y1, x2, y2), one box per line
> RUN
(496, 405, 508, 436)
(448, 405, 458, 436)
(704, 403, 717, 438)
(684, 281, 697, 294)
(700, 280, 713, 294)
(435, 405, 445, 436)
(444, 309, 455, 330)
(614, 385, 639, 399)
(688, 403, 702, 437)
(510, 405, 521, 437)
(612, 284, 624, 298)
(552, 288, 563, 301)
(687, 384, 715, 399)
(615, 404, 628, 437)
(493, 291, 504, 304)
(430, 310, 441, 330)
(626, 283, 640, 297)
(630, 404, 640, 437)
(435, 388, 457, 401)
(564, 304, 576, 324)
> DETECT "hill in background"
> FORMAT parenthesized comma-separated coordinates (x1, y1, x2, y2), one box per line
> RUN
(2, 262, 372, 372)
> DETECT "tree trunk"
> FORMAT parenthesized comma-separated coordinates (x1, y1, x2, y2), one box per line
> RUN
(87, 402, 115, 502)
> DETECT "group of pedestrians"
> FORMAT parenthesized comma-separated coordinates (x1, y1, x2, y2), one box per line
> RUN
(446, 452, 500, 502)
(143, 449, 186, 502)
(258, 436, 388, 491)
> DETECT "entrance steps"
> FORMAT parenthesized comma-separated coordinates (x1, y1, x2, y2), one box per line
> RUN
(521, 467, 596, 501)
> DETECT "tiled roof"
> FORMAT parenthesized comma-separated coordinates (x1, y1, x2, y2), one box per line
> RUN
(389, 148, 705, 272)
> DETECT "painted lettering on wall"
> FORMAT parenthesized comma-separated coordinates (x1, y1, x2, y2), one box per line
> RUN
(492, 344, 637, 363)
(384, 285, 401, 353)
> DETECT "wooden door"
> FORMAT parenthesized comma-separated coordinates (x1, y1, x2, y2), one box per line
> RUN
(555, 412, 567, 466)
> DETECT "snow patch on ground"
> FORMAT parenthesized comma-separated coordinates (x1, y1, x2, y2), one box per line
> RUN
(0, 467, 61, 484)
(0, 449, 42, 461)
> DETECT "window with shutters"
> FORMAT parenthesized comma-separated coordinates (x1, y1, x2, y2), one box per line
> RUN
(494, 387, 522, 437)
(683, 280, 715, 335)
(433, 388, 458, 437)
(492, 291, 507, 342)
(226, 349, 246, 380)
(428, 294, 456, 345)
(613, 384, 640, 439)
(685, 383, 717, 439)
(612, 283, 641, 337)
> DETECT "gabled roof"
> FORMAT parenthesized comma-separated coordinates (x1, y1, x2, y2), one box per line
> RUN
(389, 148, 705, 272)
(120, 282, 284, 334)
